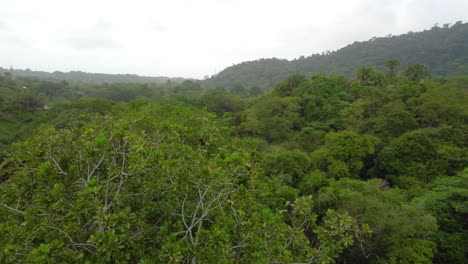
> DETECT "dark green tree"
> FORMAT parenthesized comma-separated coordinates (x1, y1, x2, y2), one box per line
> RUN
(404, 64, 430, 82)
(384, 58, 400, 77)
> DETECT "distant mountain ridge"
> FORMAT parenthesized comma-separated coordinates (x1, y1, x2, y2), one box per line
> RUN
(206, 21, 468, 90)
(3, 22, 467, 88)
(0, 67, 188, 84)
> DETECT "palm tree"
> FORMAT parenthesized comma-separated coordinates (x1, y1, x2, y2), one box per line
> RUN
(356, 66, 374, 84)
(385, 59, 400, 77)
(404, 64, 429, 82)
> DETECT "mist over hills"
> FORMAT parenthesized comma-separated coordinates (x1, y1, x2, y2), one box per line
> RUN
(0, 68, 188, 84)
(2, 21, 467, 89)
(206, 21, 468, 90)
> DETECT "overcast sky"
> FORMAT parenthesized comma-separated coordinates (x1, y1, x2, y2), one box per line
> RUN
(0, 0, 466, 79)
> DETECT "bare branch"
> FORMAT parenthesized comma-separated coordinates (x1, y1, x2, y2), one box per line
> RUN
(46, 226, 96, 253)
(49, 154, 67, 176)
(87, 154, 106, 182)
(1, 203, 25, 214)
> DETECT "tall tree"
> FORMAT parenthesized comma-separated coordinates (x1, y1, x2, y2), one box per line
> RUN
(404, 64, 430, 82)
(384, 58, 400, 77)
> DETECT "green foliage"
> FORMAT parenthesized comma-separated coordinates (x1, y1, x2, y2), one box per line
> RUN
(377, 127, 467, 186)
(274, 73, 306, 97)
(200, 89, 245, 116)
(262, 149, 311, 186)
(208, 22, 468, 90)
(0, 67, 188, 84)
(15, 89, 43, 110)
(238, 95, 302, 142)
(1, 59, 467, 263)
(385, 59, 400, 77)
(412, 170, 468, 263)
(404, 64, 430, 82)
(356, 66, 375, 84)
(311, 131, 379, 179)
(0, 103, 365, 263)
(372, 100, 418, 139)
(317, 178, 438, 263)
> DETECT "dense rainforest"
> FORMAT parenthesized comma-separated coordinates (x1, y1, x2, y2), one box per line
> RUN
(0, 68, 188, 85)
(0, 57, 467, 263)
(207, 22, 468, 90)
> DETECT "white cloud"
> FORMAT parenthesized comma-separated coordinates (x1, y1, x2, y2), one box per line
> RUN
(0, 21, 7, 31)
(0, 0, 466, 78)
(62, 21, 118, 50)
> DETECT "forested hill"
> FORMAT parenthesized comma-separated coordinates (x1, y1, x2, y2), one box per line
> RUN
(0, 67, 188, 84)
(206, 21, 468, 90)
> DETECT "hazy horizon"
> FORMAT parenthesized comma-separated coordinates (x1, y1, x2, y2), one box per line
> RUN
(1, 0, 467, 79)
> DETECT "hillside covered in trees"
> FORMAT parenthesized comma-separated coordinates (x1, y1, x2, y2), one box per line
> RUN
(0, 68, 188, 85)
(0, 58, 467, 263)
(206, 22, 468, 90)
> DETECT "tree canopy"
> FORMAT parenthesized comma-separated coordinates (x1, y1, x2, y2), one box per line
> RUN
(0, 40, 467, 263)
